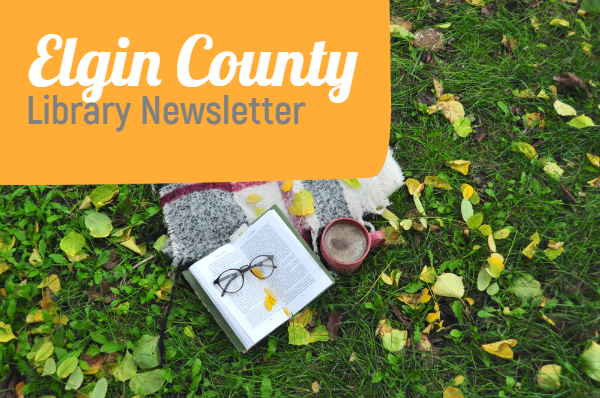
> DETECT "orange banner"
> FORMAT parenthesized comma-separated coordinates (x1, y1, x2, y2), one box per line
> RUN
(0, 1, 390, 183)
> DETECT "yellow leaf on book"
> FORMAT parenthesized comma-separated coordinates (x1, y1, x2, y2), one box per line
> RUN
(251, 267, 265, 278)
(265, 295, 274, 311)
(283, 307, 291, 316)
(264, 288, 277, 301)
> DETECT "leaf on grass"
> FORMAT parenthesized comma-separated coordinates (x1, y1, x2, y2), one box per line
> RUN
(420, 266, 436, 284)
(432, 273, 464, 298)
(522, 231, 540, 258)
(587, 153, 600, 168)
(282, 180, 293, 192)
(288, 324, 310, 345)
(488, 234, 497, 253)
(481, 339, 517, 359)
(0, 263, 9, 276)
(247, 194, 263, 204)
(405, 178, 424, 196)
(89, 185, 119, 210)
(543, 162, 564, 181)
(120, 237, 147, 255)
(462, 184, 474, 199)
(426, 311, 441, 323)
(312, 381, 320, 393)
(60, 231, 85, 258)
(110, 226, 132, 243)
(453, 117, 473, 137)
(477, 269, 492, 291)
(446, 160, 471, 175)
(289, 190, 315, 216)
(493, 229, 510, 240)
(501, 35, 517, 53)
(29, 248, 43, 266)
(153, 235, 169, 252)
(398, 293, 423, 309)
(580, 341, 600, 382)
(510, 276, 542, 300)
(65, 366, 83, 390)
(133, 335, 160, 370)
(381, 208, 399, 221)
(567, 115, 595, 129)
(85, 212, 113, 238)
(0, 322, 17, 342)
(525, 112, 545, 130)
(554, 100, 577, 116)
(433, 77, 444, 98)
(512, 142, 538, 160)
(111, 351, 138, 382)
(443, 386, 464, 398)
(343, 179, 361, 188)
(537, 364, 562, 390)
(466, 213, 483, 229)
(531, 17, 541, 30)
(90, 377, 108, 398)
(81, 354, 103, 375)
(461, 198, 474, 223)
(308, 324, 329, 343)
(466, 0, 485, 7)
(56, 357, 79, 378)
(380, 226, 404, 245)
(550, 18, 569, 27)
(432, 100, 465, 124)
(38, 274, 61, 294)
(513, 89, 535, 99)
(583, 42, 593, 57)
(381, 272, 394, 285)
(487, 256, 504, 278)
(537, 89, 549, 99)
(42, 358, 56, 376)
(544, 240, 564, 260)
(79, 196, 93, 210)
(376, 319, 407, 353)
(424, 175, 453, 190)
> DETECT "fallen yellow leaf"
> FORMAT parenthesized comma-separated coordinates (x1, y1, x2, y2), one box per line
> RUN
(554, 100, 577, 116)
(588, 178, 600, 188)
(283, 307, 291, 316)
(537, 364, 562, 390)
(454, 375, 466, 386)
(254, 208, 267, 217)
(443, 386, 464, 398)
(265, 295, 275, 311)
(426, 311, 441, 323)
(462, 185, 474, 199)
(264, 288, 276, 300)
(312, 381, 320, 393)
(252, 268, 265, 278)
(481, 339, 517, 359)
(343, 179, 361, 188)
(550, 18, 569, 27)
(0, 263, 9, 276)
(247, 194, 263, 204)
(525, 112, 545, 130)
(446, 160, 472, 175)
(465, 297, 475, 306)
(397, 293, 422, 310)
(424, 175, 452, 190)
(405, 178, 424, 196)
(0, 321, 17, 342)
(282, 180, 293, 192)
(587, 153, 600, 168)
(433, 77, 444, 98)
(38, 274, 61, 294)
(420, 265, 436, 284)
(512, 142, 538, 160)
(289, 189, 315, 217)
(487, 256, 504, 278)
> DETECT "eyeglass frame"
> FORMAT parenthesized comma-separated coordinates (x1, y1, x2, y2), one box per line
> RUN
(213, 254, 276, 297)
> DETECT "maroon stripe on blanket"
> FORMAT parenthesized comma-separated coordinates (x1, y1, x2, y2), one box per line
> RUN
(161, 181, 270, 207)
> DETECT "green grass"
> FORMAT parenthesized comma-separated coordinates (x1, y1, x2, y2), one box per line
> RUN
(2, 1, 600, 397)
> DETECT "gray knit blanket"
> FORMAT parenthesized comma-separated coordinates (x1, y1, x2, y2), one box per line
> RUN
(159, 148, 404, 266)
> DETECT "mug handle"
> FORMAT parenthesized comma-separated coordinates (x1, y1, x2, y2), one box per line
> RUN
(368, 230, 386, 248)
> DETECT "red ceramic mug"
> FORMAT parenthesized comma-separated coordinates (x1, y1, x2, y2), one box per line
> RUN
(320, 218, 385, 274)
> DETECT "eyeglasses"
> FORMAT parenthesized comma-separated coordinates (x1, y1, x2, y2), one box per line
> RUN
(213, 255, 276, 297)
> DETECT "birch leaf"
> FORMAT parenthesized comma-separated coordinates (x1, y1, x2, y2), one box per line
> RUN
(42, 358, 56, 376)
(381, 209, 399, 221)
(453, 117, 473, 137)
(247, 194, 263, 204)
(60, 231, 85, 258)
(381, 272, 394, 285)
(446, 160, 471, 175)
(554, 100, 577, 116)
(493, 229, 510, 240)
(510, 276, 542, 300)
(85, 212, 114, 238)
(587, 153, 600, 168)
(89, 184, 119, 210)
(479, 225, 492, 236)
(65, 366, 84, 390)
(487, 256, 504, 278)
(0, 322, 16, 342)
(481, 339, 517, 359)
(543, 162, 564, 180)
(580, 341, 600, 382)
(512, 142, 538, 160)
(466, 213, 483, 229)
(477, 269, 492, 291)
(461, 198, 474, 223)
(405, 178, 424, 196)
(289, 190, 315, 216)
(567, 115, 595, 129)
(38, 274, 61, 293)
(420, 266, 436, 284)
(432, 273, 465, 298)
(282, 180, 293, 192)
(343, 179, 361, 188)
(537, 364, 562, 390)
(550, 18, 569, 26)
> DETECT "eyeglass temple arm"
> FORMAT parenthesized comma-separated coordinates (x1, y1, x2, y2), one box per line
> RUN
(219, 273, 240, 297)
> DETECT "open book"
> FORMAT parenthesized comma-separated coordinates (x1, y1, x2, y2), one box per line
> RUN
(182, 205, 334, 352)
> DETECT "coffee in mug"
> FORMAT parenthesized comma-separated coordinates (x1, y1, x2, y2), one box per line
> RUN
(323, 222, 368, 263)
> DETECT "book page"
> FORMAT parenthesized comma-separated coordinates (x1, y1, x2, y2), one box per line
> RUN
(233, 209, 333, 317)
(188, 243, 287, 348)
